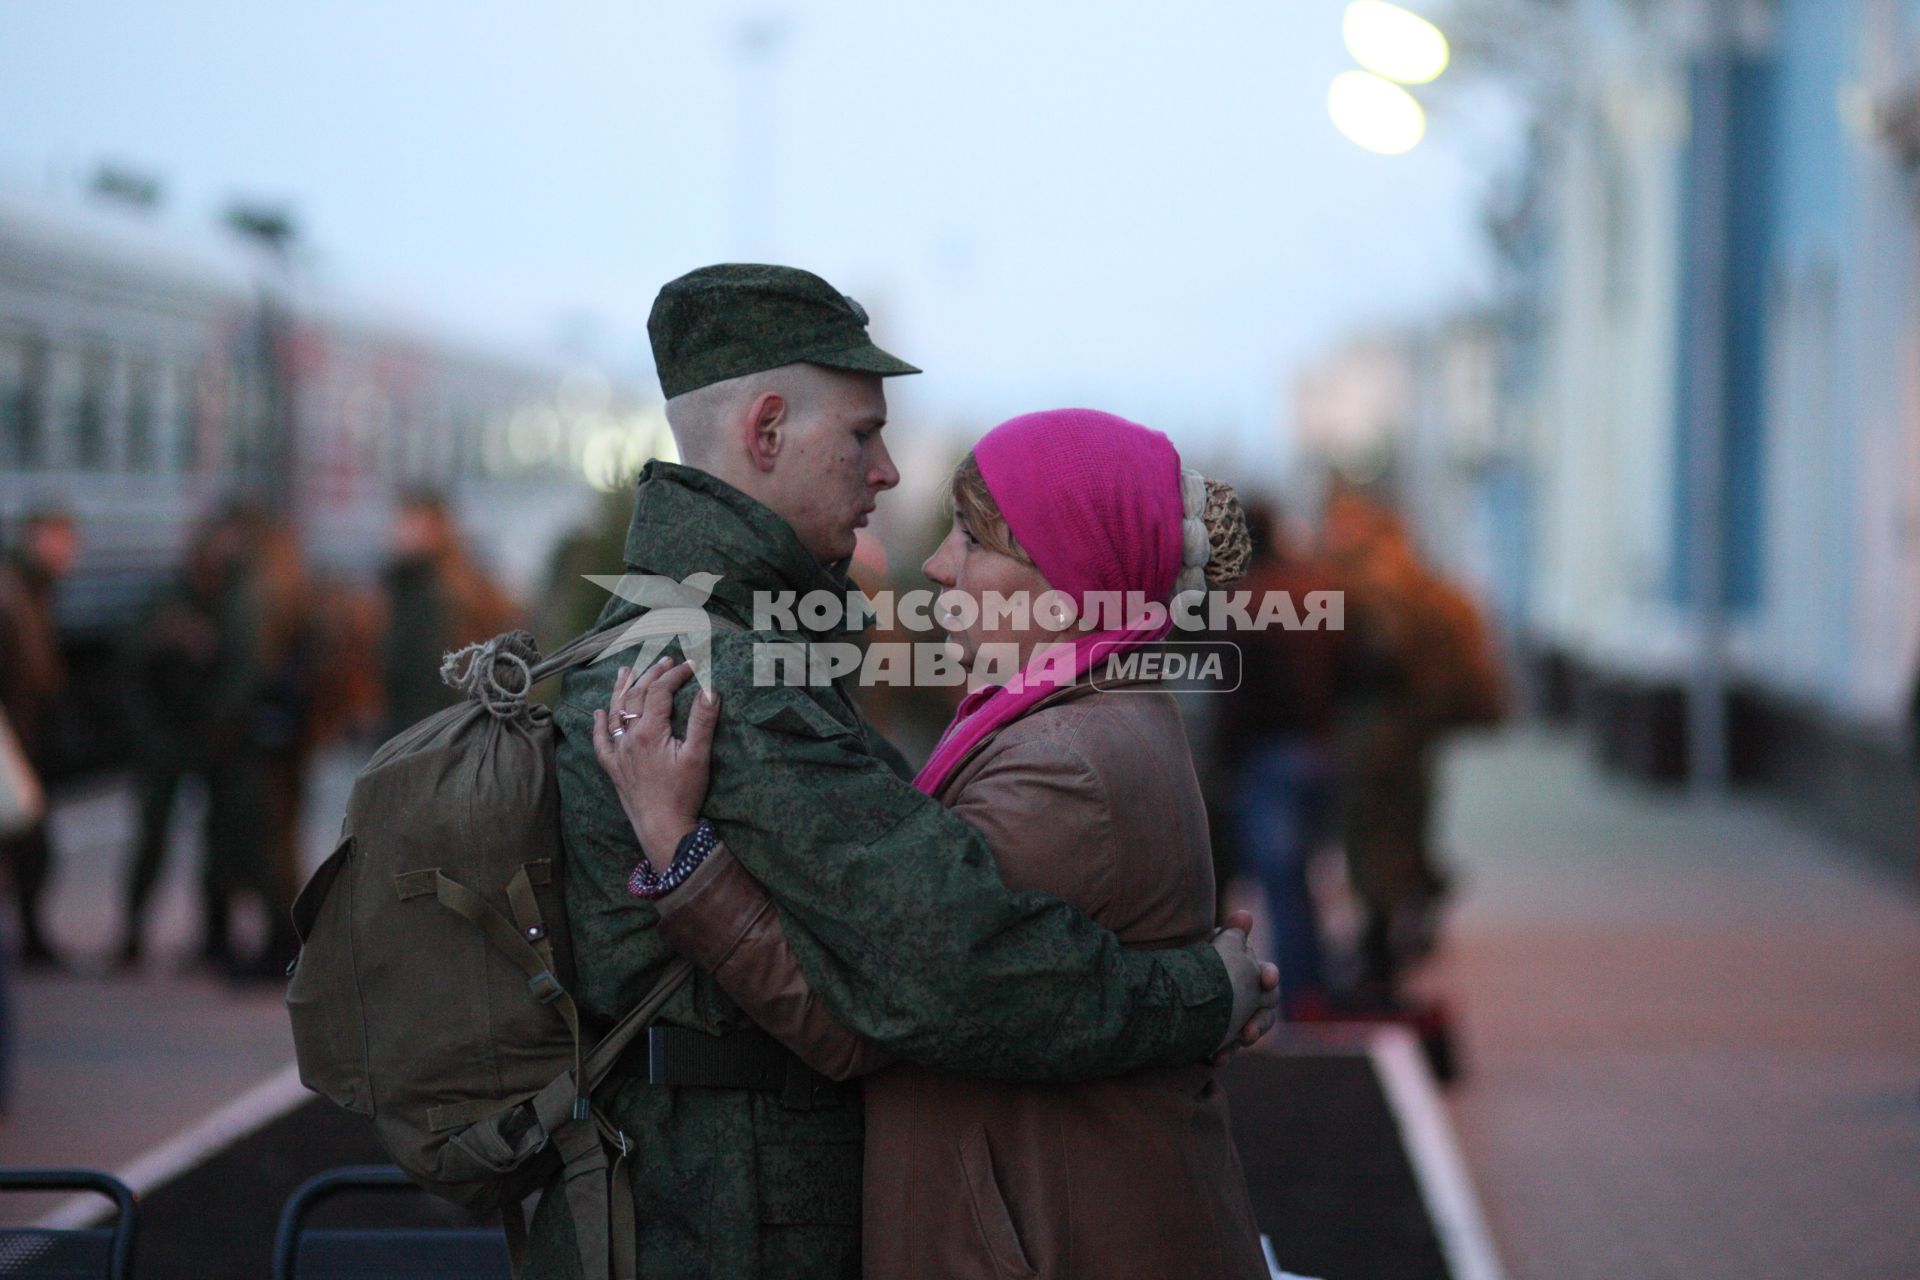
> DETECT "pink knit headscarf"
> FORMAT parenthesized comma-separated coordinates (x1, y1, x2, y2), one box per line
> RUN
(912, 408, 1186, 795)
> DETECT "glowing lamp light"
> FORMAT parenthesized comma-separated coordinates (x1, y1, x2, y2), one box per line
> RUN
(580, 413, 666, 491)
(1328, 71, 1428, 155)
(1343, 1, 1450, 86)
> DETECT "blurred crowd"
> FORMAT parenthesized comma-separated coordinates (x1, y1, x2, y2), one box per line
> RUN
(0, 477, 1506, 1106)
(0, 491, 521, 1006)
(1207, 487, 1506, 1024)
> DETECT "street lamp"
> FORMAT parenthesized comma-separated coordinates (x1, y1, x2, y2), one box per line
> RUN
(1329, 1, 1451, 155)
(1344, 1, 1451, 85)
(1329, 70, 1429, 155)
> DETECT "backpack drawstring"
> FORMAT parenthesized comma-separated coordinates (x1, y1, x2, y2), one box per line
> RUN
(440, 630, 540, 720)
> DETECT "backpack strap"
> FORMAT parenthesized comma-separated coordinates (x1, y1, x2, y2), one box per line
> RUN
(583, 959, 694, 1280)
(488, 592, 735, 1278)
(500, 1196, 531, 1277)
(594, 1109, 639, 1280)
(583, 958, 696, 1091)
(431, 870, 592, 1121)
(512, 958, 693, 1280)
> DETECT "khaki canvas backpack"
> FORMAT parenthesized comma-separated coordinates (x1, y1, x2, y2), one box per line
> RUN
(286, 620, 716, 1279)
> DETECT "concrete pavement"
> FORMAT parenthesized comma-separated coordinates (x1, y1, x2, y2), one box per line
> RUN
(0, 754, 358, 1225)
(1433, 728, 1920, 1280)
(8, 724, 1918, 1277)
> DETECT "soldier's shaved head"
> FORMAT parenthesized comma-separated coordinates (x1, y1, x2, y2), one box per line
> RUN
(664, 361, 898, 564)
(665, 364, 805, 470)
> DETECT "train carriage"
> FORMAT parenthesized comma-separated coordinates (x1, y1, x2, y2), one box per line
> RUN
(0, 184, 646, 773)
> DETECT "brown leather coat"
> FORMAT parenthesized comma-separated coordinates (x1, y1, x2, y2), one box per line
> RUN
(0, 559, 64, 759)
(658, 680, 1267, 1279)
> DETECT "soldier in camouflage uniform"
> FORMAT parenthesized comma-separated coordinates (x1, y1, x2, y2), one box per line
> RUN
(117, 513, 273, 972)
(527, 266, 1275, 1279)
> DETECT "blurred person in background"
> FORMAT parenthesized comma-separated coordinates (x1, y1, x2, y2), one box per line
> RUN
(1212, 500, 1355, 1016)
(380, 488, 519, 741)
(0, 508, 78, 970)
(116, 509, 274, 975)
(1908, 655, 1920, 764)
(303, 574, 385, 745)
(227, 505, 318, 979)
(1323, 489, 1503, 999)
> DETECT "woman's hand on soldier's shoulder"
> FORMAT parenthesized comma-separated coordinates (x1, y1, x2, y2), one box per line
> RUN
(591, 657, 721, 872)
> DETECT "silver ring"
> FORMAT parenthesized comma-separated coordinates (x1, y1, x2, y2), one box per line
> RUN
(609, 725, 627, 739)
(617, 711, 640, 725)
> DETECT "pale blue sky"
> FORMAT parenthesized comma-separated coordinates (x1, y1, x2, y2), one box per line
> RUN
(0, 0, 1516, 474)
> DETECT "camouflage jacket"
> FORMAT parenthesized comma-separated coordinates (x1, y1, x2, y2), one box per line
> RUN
(526, 462, 1233, 1280)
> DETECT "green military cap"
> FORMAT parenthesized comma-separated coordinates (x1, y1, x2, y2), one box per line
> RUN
(648, 263, 921, 399)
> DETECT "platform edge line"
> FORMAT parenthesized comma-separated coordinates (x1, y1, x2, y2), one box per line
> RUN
(32, 1059, 312, 1230)
(1368, 1027, 1506, 1280)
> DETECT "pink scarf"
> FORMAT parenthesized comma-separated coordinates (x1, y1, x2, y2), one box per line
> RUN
(912, 408, 1185, 795)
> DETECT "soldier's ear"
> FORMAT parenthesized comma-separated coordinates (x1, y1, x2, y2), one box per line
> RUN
(743, 391, 787, 473)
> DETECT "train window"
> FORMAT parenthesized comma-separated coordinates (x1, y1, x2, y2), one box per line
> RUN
(73, 347, 112, 469)
(126, 357, 157, 472)
(42, 349, 81, 469)
(393, 395, 427, 479)
(0, 333, 46, 468)
(172, 360, 199, 471)
(191, 356, 229, 474)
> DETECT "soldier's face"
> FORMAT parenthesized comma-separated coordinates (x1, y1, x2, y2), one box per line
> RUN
(923, 509, 1055, 678)
(773, 373, 899, 563)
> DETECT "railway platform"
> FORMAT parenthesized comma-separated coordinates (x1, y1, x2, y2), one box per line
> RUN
(1433, 728, 1920, 1280)
(7, 726, 1911, 1277)
(0, 755, 359, 1196)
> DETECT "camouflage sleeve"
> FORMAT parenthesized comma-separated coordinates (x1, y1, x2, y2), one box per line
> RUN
(558, 635, 1233, 1084)
(862, 723, 916, 782)
(555, 654, 732, 1034)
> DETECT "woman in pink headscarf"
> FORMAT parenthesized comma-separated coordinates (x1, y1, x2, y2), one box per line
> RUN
(598, 409, 1267, 1279)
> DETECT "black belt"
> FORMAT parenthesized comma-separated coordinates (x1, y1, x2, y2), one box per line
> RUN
(646, 1025, 848, 1110)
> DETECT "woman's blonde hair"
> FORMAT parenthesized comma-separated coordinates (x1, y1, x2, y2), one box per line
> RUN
(949, 451, 1032, 564)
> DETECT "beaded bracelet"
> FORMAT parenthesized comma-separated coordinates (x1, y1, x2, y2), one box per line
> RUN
(628, 819, 719, 900)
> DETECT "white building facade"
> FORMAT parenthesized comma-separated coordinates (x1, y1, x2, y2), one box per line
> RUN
(1507, 0, 1920, 863)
